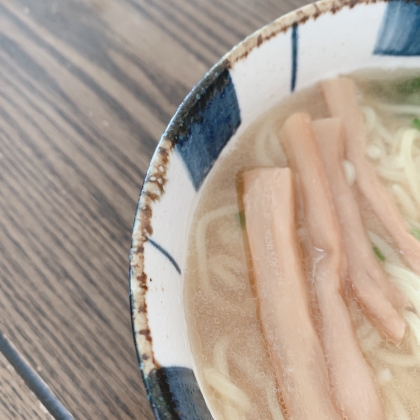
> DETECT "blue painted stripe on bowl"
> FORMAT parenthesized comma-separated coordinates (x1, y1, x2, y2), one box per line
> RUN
(291, 23, 298, 92)
(148, 238, 181, 275)
(174, 68, 241, 190)
(146, 367, 213, 420)
(374, 0, 420, 56)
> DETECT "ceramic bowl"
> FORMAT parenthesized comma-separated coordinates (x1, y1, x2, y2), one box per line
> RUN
(130, 0, 420, 418)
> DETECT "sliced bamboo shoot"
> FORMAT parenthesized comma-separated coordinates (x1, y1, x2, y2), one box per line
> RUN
(282, 113, 385, 420)
(243, 167, 341, 420)
(322, 77, 420, 274)
(312, 117, 407, 342)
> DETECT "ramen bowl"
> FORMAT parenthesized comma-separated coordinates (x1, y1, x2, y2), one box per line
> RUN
(130, 0, 420, 418)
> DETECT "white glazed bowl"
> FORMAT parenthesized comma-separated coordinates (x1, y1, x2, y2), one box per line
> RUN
(130, 0, 420, 417)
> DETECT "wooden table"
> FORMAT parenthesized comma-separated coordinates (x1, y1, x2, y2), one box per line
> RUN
(0, 0, 309, 418)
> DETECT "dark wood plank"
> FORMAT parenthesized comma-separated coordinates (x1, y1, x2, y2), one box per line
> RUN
(0, 0, 310, 418)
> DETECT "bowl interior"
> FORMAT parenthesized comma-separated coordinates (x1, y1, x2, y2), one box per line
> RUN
(130, 0, 420, 418)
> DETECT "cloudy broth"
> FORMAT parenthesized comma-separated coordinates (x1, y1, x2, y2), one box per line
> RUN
(184, 69, 420, 420)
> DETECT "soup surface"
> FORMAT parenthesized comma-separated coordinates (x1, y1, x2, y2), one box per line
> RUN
(184, 69, 420, 420)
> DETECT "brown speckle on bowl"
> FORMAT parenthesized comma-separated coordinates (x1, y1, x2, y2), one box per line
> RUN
(130, 137, 174, 376)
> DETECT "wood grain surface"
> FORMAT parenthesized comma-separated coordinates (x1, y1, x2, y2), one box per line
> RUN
(0, 0, 310, 418)
(0, 351, 51, 419)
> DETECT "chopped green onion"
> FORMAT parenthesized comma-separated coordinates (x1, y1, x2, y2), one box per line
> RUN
(412, 118, 420, 130)
(236, 210, 246, 228)
(373, 246, 386, 262)
(411, 228, 420, 241)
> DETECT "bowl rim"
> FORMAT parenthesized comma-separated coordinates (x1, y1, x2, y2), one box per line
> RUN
(129, 0, 383, 417)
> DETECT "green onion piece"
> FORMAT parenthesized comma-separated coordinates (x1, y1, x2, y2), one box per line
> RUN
(411, 228, 420, 241)
(412, 118, 420, 130)
(397, 77, 420, 95)
(373, 246, 386, 262)
(236, 210, 246, 228)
